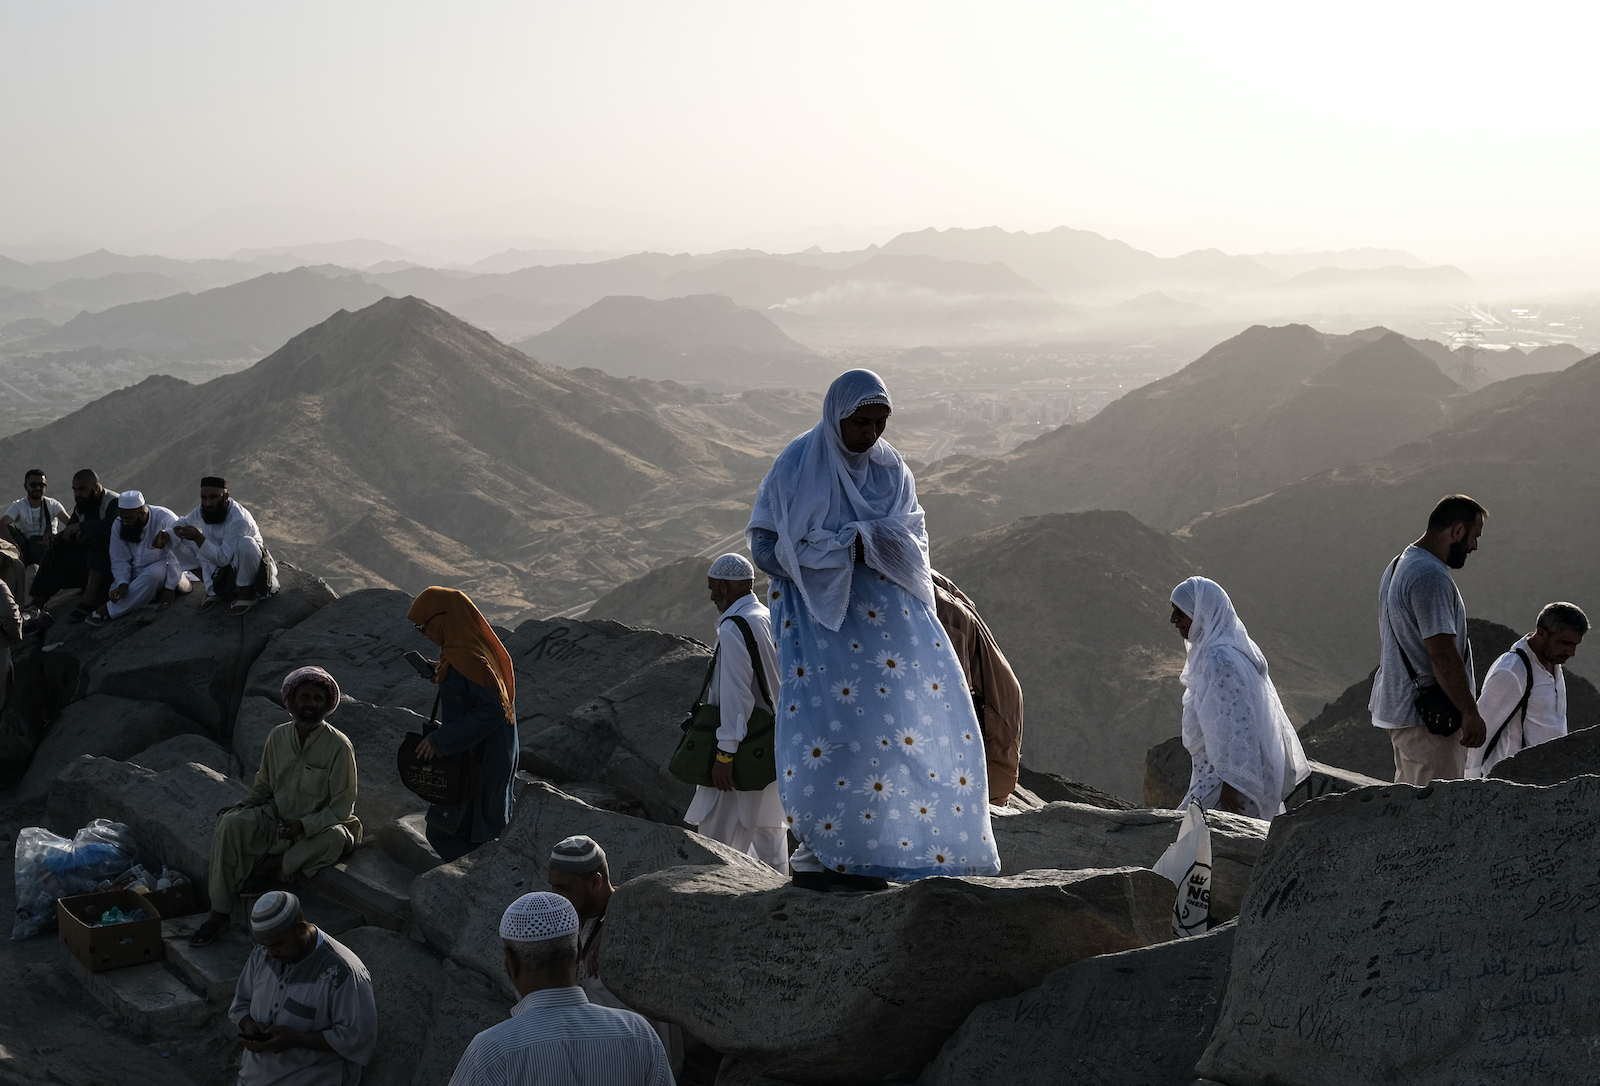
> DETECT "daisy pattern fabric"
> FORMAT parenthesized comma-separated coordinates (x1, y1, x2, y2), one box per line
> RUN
(749, 368, 1000, 881)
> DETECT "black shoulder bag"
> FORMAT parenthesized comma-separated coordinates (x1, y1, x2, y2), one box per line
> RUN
(667, 615, 777, 791)
(1384, 555, 1464, 737)
(396, 688, 483, 811)
(1481, 647, 1537, 765)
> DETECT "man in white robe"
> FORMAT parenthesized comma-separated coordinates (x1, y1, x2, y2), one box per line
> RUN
(1467, 602, 1587, 778)
(683, 552, 789, 873)
(159, 475, 278, 616)
(85, 491, 181, 626)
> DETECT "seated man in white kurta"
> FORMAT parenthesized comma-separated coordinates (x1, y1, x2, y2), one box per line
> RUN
(160, 475, 278, 616)
(85, 491, 182, 626)
(682, 552, 789, 873)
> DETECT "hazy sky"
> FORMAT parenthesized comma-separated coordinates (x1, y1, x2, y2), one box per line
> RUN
(4, 1, 1597, 264)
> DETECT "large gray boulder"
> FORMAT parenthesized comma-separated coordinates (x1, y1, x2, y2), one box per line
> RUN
(128, 732, 231, 774)
(990, 801, 1267, 922)
(1489, 724, 1600, 786)
(35, 563, 334, 736)
(233, 695, 428, 840)
(411, 780, 764, 992)
(922, 923, 1235, 1086)
(520, 637, 708, 822)
(47, 755, 248, 900)
(15, 694, 206, 802)
(603, 863, 1176, 1084)
(1196, 777, 1600, 1086)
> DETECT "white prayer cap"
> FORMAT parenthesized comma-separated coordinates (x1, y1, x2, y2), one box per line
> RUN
(708, 553, 754, 580)
(499, 891, 579, 942)
(250, 890, 303, 942)
(117, 490, 145, 510)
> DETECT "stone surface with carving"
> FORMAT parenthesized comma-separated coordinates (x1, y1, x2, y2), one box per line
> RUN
(989, 801, 1265, 922)
(411, 780, 764, 993)
(923, 923, 1235, 1086)
(1196, 777, 1600, 1086)
(602, 862, 1175, 1084)
(1144, 735, 1385, 811)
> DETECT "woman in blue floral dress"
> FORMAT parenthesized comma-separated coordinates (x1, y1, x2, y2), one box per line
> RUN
(748, 369, 1001, 890)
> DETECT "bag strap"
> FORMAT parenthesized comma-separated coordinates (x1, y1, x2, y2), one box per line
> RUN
(693, 643, 720, 706)
(726, 614, 774, 710)
(422, 688, 442, 736)
(1382, 555, 1425, 686)
(1483, 646, 1537, 763)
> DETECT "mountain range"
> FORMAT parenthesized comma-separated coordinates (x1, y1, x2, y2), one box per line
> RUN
(0, 296, 818, 617)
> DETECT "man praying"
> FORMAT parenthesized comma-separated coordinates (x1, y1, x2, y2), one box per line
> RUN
(84, 491, 182, 627)
(158, 475, 278, 616)
(191, 666, 361, 947)
(229, 890, 378, 1086)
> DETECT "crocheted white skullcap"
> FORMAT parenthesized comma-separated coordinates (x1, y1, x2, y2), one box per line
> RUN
(499, 891, 579, 942)
(117, 490, 145, 510)
(707, 553, 755, 581)
(250, 890, 303, 942)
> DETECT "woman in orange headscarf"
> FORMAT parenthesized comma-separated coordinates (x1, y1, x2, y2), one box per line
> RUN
(408, 587, 518, 862)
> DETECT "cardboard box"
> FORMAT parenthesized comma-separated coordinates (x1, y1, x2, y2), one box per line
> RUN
(138, 879, 200, 919)
(58, 889, 165, 973)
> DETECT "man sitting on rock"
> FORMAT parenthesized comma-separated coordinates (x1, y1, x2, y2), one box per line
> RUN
(230, 890, 378, 1086)
(84, 491, 183, 627)
(0, 469, 69, 567)
(191, 666, 362, 947)
(24, 469, 119, 625)
(448, 891, 671, 1086)
(546, 836, 683, 1076)
(157, 475, 278, 616)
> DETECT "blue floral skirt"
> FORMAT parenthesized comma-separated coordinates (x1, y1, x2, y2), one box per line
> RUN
(767, 564, 1002, 880)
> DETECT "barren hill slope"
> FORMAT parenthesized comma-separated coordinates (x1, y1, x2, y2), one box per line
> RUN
(1185, 347, 1600, 698)
(919, 324, 1463, 539)
(0, 296, 820, 617)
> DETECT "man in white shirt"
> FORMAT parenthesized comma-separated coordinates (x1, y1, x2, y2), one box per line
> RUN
(157, 475, 277, 616)
(447, 891, 672, 1086)
(85, 491, 182, 627)
(682, 553, 788, 873)
(0, 469, 69, 566)
(1467, 602, 1588, 778)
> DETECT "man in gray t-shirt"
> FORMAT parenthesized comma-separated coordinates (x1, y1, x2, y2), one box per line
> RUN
(1369, 494, 1488, 785)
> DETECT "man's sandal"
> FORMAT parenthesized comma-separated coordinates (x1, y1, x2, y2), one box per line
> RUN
(84, 610, 108, 628)
(197, 595, 224, 614)
(67, 603, 95, 624)
(189, 918, 228, 947)
(227, 597, 259, 617)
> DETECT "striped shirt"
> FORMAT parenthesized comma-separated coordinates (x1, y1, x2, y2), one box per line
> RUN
(446, 986, 672, 1086)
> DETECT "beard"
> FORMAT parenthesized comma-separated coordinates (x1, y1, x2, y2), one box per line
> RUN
(200, 499, 231, 525)
(1446, 537, 1471, 569)
(119, 520, 146, 542)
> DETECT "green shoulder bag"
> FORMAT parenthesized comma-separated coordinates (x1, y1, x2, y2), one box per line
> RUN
(668, 614, 777, 791)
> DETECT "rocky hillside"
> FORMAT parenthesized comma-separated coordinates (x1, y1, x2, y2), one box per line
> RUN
(0, 296, 820, 617)
(918, 324, 1467, 539)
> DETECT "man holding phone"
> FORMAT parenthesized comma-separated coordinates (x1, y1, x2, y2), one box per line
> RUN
(229, 891, 378, 1085)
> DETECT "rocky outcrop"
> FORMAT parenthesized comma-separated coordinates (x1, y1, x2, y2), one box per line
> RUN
(922, 923, 1235, 1086)
(603, 863, 1175, 1084)
(1489, 725, 1600, 786)
(15, 694, 205, 802)
(46, 755, 247, 901)
(1015, 764, 1137, 810)
(411, 781, 764, 991)
(989, 801, 1266, 922)
(127, 732, 231, 774)
(1196, 776, 1600, 1086)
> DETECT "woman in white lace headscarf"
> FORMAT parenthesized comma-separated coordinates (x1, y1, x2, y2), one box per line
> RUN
(749, 369, 1000, 889)
(1170, 576, 1309, 820)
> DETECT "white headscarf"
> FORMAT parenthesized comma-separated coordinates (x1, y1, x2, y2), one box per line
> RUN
(1171, 576, 1309, 817)
(748, 369, 934, 631)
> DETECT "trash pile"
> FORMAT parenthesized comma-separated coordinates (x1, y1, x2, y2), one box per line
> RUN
(12, 819, 137, 939)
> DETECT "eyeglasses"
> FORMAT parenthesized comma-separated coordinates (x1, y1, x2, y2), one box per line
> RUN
(413, 612, 445, 633)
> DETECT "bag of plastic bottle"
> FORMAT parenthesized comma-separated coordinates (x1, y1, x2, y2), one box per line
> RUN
(12, 819, 138, 940)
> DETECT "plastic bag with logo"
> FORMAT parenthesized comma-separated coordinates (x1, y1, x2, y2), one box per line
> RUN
(1151, 800, 1212, 938)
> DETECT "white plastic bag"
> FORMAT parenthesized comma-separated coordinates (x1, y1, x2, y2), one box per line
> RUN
(11, 819, 137, 940)
(1151, 800, 1212, 937)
